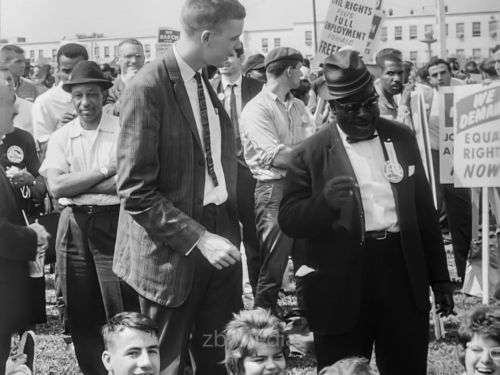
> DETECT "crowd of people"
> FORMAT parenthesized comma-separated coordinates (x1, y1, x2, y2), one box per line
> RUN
(1, 0, 500, 374)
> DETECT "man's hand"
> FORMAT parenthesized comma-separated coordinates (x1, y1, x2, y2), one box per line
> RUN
(6, 166, 35, 188)
(29, 221, 50, 253)
(432, 282, 456, 317)
(323, 176, 358, 210)
(401, 81, 415, 107)
(197, 231, 241, 270)
(60, 112, 77, 124)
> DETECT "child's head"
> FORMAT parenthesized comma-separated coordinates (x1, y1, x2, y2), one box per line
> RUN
(101, 312, 160, 375)
(319, 357, 375, 375)
(224, 308, 287, 375)
(458, 305, 500, 375)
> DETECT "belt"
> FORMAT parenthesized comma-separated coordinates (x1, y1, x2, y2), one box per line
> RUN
(365, 230, 400, 240)
(69, 204, 120, 215)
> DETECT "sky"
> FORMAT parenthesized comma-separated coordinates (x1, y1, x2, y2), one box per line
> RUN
(0, 0, 479, 43)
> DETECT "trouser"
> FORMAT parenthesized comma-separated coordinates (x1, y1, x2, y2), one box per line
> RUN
(237, 162, 260, 295)
(313, 235, 429, 374)
(57, 205, 138, 375)
(432, 149, 472, 280)
(254, 179, 294, 312)
(138, 203, 243, 375)
(0, 332, 10, 375)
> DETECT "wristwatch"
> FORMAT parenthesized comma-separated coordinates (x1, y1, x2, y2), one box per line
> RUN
(100, 167, 109, 178)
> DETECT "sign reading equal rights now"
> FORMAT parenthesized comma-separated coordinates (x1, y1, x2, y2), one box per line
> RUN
(315, 0, 384, 62)
(453, 82, 500, 188)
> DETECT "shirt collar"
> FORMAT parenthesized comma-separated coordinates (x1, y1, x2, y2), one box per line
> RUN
(261, 84, 293, 104)
(221, 74, 242, 90)
(68, 114, 114, 138)
(173, 43, 201, 83)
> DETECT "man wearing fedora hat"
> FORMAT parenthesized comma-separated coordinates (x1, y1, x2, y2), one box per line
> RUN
(40, 60, 135, 375)
(240, 46, 315, 314)
(243, 53, 266, 83)
(278, 49, 454, 374)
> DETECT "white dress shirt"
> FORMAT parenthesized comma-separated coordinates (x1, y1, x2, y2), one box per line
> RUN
(338, 126, 399, 232)
(173, 44, 228, 206)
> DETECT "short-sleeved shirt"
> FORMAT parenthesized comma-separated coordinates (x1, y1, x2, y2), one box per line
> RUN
(240, 85, 315, 181)
(39, 113, 120, 206)
(32, 83, 73, 144)
(13, 95, 34, 135)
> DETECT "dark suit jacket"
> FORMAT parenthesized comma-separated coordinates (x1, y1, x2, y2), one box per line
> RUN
(114, 48, 240, 308)
(278, 118, 450, 335)
(0, 166, 37, 333)
(211, 75, 263, 109)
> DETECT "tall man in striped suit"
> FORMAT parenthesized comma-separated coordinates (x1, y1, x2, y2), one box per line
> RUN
(113, 1, 246, 374)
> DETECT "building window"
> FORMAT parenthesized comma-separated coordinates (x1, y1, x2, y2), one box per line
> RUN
(52, 49, 57, 61)
(409, 25, 417, 39)
(113, 46, 118, 57)
(29, 50, 35, 60)
(262, 38, 268, 53)
(394, 26, 402, 40)
(456, 23, 464, 38)
(410, 51, 418, 62)
(94, 46, 100, 58)
(305, 30, 312, 46)
(145, 44, 151, 58)
(456, 48, 465, 56)
(380, 26, 387, 41)
(473, 48, 481, 59)
(38, 50, 44, 58)
(472, 22, 481, 37)
(445, 23, 448, 36)
(103, 46, 109, 58)
(274, 38, 281, 48)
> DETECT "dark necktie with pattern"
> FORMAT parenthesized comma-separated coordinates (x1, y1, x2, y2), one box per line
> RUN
(194, 72, 219, 186)
(228, 83, 242, 156)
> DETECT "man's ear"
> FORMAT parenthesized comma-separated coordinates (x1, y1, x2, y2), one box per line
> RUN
(201, 30, 211, 46)
(102, 351, 112, 372)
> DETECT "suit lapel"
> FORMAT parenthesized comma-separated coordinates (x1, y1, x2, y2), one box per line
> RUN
(164, 50, 203, 150)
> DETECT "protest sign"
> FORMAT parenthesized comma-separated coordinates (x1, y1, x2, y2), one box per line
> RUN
(438, 87, 456, 184)
(453, 83, 500, 188)
(156, 28, 180, 57)
(315, 0, 384, 62)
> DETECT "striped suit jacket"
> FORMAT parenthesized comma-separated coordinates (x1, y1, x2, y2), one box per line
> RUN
(114, 48, 240, 307)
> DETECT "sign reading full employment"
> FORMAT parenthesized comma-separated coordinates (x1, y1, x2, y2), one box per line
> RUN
(156, 28, 181, 57)
(316, 0, 384, 61)
(453, 83, 500, 188)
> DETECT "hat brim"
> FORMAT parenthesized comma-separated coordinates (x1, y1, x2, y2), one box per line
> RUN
(62, 78, 113, 93)
(244, 61, 265, 74)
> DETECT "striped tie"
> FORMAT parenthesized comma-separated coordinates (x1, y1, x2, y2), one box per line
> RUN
(194, 72, 219, 186)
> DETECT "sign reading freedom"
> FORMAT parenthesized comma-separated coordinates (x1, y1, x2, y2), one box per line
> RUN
(453, 83, 500, 188)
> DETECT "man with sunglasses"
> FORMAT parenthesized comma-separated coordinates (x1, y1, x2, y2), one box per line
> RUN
(278, 49, 454, 374)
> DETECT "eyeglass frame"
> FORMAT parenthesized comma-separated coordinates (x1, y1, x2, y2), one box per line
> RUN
(466, 342, 500, 362)
(332, 93, 380, 114)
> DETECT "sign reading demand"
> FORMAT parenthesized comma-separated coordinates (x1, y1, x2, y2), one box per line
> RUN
(453, 83, 500, 188)
(315, 0, 384, 62)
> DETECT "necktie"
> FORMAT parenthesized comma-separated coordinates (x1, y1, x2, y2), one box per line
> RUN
(346, 133, 378, 144)
(228, 83, 242, 156)
(194, 72, 219, 186)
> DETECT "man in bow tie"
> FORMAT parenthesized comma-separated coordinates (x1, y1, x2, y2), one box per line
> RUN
(278, 49, 454, 375)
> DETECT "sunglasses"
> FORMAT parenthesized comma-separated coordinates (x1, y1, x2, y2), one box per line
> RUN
(334, 93, 379, 114)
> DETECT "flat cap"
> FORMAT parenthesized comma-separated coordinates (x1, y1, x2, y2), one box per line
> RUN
(264, 47, 303, 68)
(323, 49, 373, 100)
(243, 53, 265, 74)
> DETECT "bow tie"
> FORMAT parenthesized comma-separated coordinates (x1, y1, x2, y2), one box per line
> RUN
(346, 133, 378, 144)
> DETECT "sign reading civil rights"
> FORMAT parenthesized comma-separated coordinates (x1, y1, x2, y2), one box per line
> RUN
(315, 0, 384, 62)
(453, 83, 500, 188)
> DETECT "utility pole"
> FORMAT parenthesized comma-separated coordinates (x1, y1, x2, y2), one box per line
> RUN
(436, 0, 447, 58)
(312, 0, 318, 53)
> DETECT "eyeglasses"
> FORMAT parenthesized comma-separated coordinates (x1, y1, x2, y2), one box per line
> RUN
(334, 93, 379, 114)
(466, 343, 500, 362)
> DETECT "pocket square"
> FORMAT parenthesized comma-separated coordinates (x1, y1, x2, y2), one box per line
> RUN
(409, 165, 415, 176)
